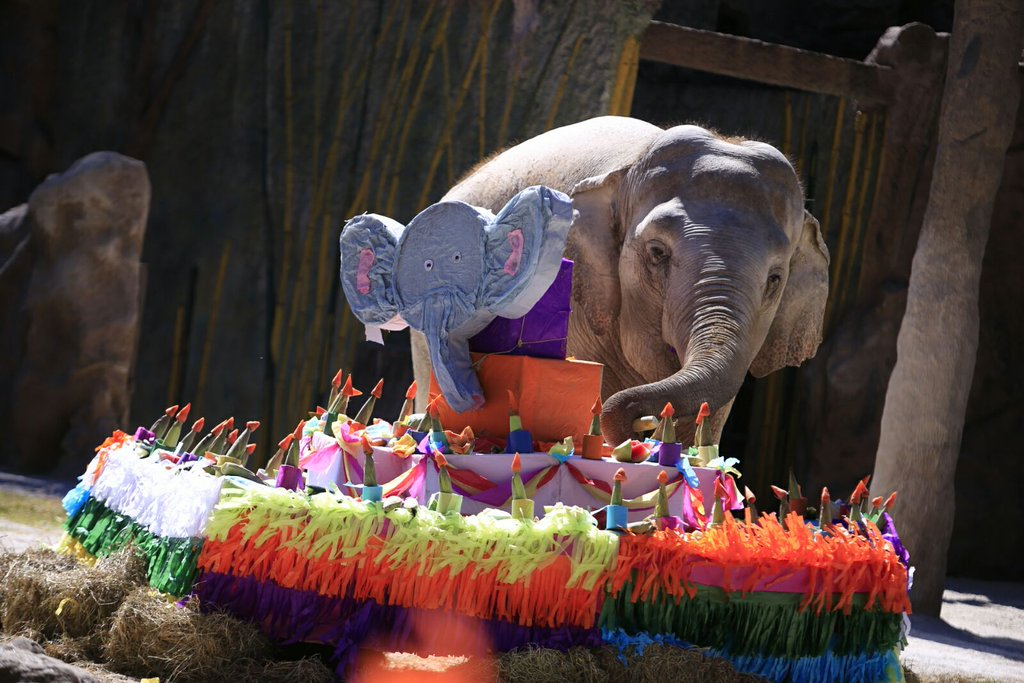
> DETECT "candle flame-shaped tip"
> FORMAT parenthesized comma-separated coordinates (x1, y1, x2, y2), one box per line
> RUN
(435, 453, 449, 469)
(507, 390, 519, 414)
(614, 467, 627, 483)
(371, 379, 384, 399)
(744, 486, 757, 503)
(245, 443, 256, 455)
(278, 434, 294, 450)
(227, 429, 239, 444)
(657, 470, 668, 485)
(851, 478, 869, 504)
(770, 485, 789, 501)
(821, 486, 831, 504)
(332, 369, 343, 388)
(246, 421, 260, 432)
(191, 417, 205, 433)
(341, 376, 363, 398)
(427, 397, 441, 418)
(871, 495, 884, 510)
(165, 404, 179, 418)
(360, 434, 374, 456)
(292, 420, 305, 439)
(225, 417, 235, 431)
(212, 420, 226, 436)
(695, 402, 711, 425)
(591, 397, 602, 415)
(512, 452, 522, 473)
(884, 491, 898, 511)
(405, 381, 418, 400)
(176, 403, 192, 423)
(315, 406, 326, 417)
(714, 477, 728, 499)
(660, 402, 675, 419)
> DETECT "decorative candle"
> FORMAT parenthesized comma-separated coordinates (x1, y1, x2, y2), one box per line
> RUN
(177, 416, 205, 455)
(352, 379, 384, 426)
(582, 397, 604, 460)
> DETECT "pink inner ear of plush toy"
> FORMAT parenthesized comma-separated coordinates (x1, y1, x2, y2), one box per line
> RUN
(356, 248, 375, 294)
(504, 229, 524, 276)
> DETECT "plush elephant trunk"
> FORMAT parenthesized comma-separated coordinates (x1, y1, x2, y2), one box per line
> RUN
(600, 284, 755, 445)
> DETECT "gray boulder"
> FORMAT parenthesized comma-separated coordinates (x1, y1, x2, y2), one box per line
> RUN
(0, 637, 99, 682)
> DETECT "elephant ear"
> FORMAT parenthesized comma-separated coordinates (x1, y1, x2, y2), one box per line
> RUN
(568, 167, 628, 337)
(339, 213, 404, 326)
(479, 185, 574, 318)
(750, 210, 830, 377)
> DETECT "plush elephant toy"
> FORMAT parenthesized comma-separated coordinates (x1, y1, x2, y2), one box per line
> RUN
(340, 185, 574, 412)
(411, 116, 830, 446)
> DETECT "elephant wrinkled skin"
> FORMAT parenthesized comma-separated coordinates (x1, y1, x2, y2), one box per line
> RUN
(412, 116, 829, 446)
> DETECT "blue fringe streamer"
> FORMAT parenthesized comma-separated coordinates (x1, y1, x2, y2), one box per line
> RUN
(61, 485, 91, 518)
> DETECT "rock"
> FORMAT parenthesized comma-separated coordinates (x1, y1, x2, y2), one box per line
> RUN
(0, 638, 99, 682)
(0, 152, 149, 475)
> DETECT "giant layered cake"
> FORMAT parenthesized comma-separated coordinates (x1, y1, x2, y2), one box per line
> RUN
(57, 187, 912, 682)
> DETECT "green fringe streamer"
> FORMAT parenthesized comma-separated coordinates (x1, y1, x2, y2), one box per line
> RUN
(64, 496, 202, 597)
(599, 579, 904, 659)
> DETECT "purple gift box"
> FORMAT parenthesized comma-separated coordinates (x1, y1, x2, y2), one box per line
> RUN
(469, 258, 573, 359)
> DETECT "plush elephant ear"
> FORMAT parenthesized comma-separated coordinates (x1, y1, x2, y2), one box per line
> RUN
(750, 210, 830, 377)
(479, 185, 574, 318)
(339, 213, 404, 326)
(567, 167, 628, 337)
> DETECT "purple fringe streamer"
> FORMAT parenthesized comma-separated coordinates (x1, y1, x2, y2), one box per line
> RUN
(194, 571, 601, 677)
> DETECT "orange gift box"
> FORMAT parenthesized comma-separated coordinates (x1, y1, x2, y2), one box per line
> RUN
(430, 354, 603, 446)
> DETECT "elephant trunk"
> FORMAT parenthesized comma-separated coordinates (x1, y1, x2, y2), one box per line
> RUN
(600, 287, 754, 445)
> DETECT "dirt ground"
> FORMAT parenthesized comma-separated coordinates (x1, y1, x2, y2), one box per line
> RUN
(1, 472, 1022, 682)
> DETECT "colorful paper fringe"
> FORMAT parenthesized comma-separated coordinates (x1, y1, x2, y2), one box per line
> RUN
(58, 429, 912, 682)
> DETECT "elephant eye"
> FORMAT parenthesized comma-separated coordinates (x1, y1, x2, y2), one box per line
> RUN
(452, 251, 462, 263)
(764, 271, 783, 301)
(424, 259, 434, 271)
(646, 240, 669, 266)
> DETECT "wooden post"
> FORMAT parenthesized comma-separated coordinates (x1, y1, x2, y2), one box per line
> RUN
(873, 0, 1024, 616)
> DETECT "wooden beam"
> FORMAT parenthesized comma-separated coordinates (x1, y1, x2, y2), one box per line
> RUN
(639, 21, 894, 105)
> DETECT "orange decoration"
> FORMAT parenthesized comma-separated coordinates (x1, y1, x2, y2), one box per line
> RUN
(292, 420, 305, 439)
(871, 496, 884, 510)
(227, 429, 239, 444)
(315, 406, 326, 417)
(657, 470, 669, 485)
(821, 487, 831, 504)
(427, 397, 441, 418)
(360, 434, 374, 457)
(176, 403, 191, 423)
(370, 379, 384, 399)
(332, 369, 343, 389)
(435, 453, 449, 469)
(850, 478, 870, 504)
(511, 452, 522, 473)
(165, 404, 179, 417)
(770, 485, 788, 501)
(278, 435, 294, 451)
(245, 443, 256, 456)
(884, 491, 898, 511)
(695, 402, 711, 425)
(507, 390, 519, 414)
(660, 402, 675, 419)
(191, 417, 205, 433)
(614, 467, 627, 482)
(341, 376, 363, 398)
(246, 421, 260, 432)
(405, 381, 418, 400)
(225, 417, 235, 431)
(212, 420, 226, 436)
(591, 397, 602, 415)
(744, 486, 757, 504)
(714, 477, 728, 500)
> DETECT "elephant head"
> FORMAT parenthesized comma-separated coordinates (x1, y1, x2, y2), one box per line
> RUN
(567, 125, 829, 444)
(340, 185, 574, 413)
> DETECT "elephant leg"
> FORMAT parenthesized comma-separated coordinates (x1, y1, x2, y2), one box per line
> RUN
(411, 329, 432, 412)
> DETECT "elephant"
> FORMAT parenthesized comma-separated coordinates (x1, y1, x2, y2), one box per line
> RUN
(411, 116, 829, 447)
(340, 186, 574, 413)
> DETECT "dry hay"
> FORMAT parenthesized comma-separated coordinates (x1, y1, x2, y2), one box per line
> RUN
(496, 644, 766, 683)
(0, 548, 145, 639)
(103, 587, 269, 681)
(230, 656, 336, 682)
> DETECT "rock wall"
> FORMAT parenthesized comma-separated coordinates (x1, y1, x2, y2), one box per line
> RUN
(0, 152, 149, 475)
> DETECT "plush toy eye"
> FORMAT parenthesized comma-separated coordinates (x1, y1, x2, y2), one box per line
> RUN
(424, 259, 434, 271)
(453, 251, 462, 263)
